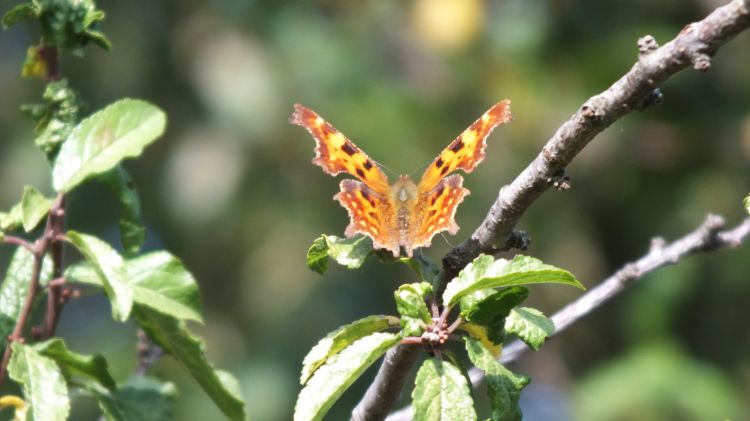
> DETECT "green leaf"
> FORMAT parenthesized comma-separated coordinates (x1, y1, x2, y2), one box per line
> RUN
(403, 254, 441, 286)
(1, 2, 40, 28)
(460, 286, 529, 345)
(744, 194, 749, 215)
(394, 282, 433, 337)
(412, 358, 477, 421)
(20, 186, 53, 232)
(33, 338, 116, 390)
(306, 234, 373, 274)
(8, 342, 70, 421)
(89, 376, 176, 421)
(134, 307, 246, 421)
(301, 315, 398, 385)
(459, 323, 501, 357)
(65, 231, 133, 321)
(443, 254, 584, 307)
(465, 337, 529, 421)
(295, 332, 399, 421)
(30, 79, 82, 155)
(67, 251, 203, 323)
(0, 247, 52, 350)
(97, 166, 146, 256)
(52, 99, 166, 193)
(0, 186, 51, 232)
(504, 307, 554, 351)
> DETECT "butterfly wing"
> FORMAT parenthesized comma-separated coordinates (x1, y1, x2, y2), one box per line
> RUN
(417, 100, 512, 193)
(407, 101, 512, 254)
(290, 104, 390, 195)
(335, 179, 400, 257)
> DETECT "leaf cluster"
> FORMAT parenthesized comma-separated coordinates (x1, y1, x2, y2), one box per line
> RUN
(297, 237, 584, 420)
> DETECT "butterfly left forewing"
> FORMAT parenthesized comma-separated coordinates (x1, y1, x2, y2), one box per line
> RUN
(418, 100, 512, 193)
(290, 104, 390, 195)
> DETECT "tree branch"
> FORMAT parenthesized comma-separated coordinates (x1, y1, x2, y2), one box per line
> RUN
(386, 215, 750, 421)
(353, 0, 750, 418)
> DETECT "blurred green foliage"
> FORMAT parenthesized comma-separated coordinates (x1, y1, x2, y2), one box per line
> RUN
(1, 0, 749, 419)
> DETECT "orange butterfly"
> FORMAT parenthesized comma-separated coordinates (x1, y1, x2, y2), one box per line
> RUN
(290, 101, 512, 257)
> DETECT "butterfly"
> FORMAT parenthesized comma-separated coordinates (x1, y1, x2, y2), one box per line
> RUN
(290, 100, 512, 257)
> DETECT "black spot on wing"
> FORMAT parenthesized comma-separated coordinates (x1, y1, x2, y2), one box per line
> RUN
(341, 142, 357, 156)
(364, 160, 373, 170)
(356, 168, 365, 178)
(435, 158, 444, 168)
(450, 139, 465, 152)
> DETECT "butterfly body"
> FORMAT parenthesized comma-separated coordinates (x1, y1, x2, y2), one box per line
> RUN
(291, 101, 511, 257)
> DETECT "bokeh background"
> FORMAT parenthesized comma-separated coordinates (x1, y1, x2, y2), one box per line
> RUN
(1, 0, 749, 419)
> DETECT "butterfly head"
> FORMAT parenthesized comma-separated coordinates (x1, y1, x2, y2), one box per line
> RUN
(391, 175, 418, 204)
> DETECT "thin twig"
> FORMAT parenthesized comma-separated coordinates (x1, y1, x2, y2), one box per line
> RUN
(43, 195, 66, 338)
(386, 215, 750, 421)
(354, 0, 750, 418)
(1, 235, 34, 252)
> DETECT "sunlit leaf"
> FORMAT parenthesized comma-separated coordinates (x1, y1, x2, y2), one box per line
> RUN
(443, 254, 584, 307)
(8, 342, 70, 421)
(459, 323, 501, 357)
(306, 234, 372, 274)
(744, 194, 749, 215)
(67, 251, 203, 323)
(394, 282, 433, 337)
(412, 358, 477, 421)
(65, 231, 133, 321)
(0, 248, 52, 350)
(34, 338, 116, 390)
(295, 332, 400, 421)
(465, 337, 528, 421)
(504, 307, 554, 351)
(134, 307, 246, 421)
(20, 186, 52, 232)
(301, 315, 398, 385)
(52, 99, 166, 193)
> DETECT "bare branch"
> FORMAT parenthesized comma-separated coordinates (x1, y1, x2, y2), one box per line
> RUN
(443, 0, 750, 278)
(387, 215, 750, 421)
(355, 0, 750, 418)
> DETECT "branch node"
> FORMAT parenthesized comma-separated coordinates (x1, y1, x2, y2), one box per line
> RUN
(546, 171, 571, 191)
(506, 230, 531, 251)
(650, 236, 667, 253)
(691, 53, 712, 71)
(637, 35, 660, 54)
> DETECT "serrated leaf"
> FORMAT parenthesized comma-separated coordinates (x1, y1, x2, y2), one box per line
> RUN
(1, 3, 39, 28)
(52, 99, 166, 193)
(306, 234, 373, 273)
(33, 338, 116, 390)
(465, 337, 528, 421)
(20, 186, 53, 232)
(88, 376, 176, 421)
(295, 332, 399, 421)
(306, 237, 329, 274)
(394, 282, 433, 337)
(412, 358, 477, 421)
(301, 315, 398, 385)
(504, 307, 554, 351)
(65, 231, 133, 321)
(8, 342, 70, 421)
(66, 251, 203, 323)
(460, 287, 529, 345)
(98, 167, 146, 256)
(0, 248, 52, 350)
(443, 255, 584, 307)
(134, 307, 246, 421)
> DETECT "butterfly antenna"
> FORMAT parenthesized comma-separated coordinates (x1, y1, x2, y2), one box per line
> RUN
(378, 161, 399, 178)
(408, 157, 434, 179)
(439, 233, 456, 248)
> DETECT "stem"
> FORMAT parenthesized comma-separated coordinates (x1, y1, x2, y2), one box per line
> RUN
(43, 196, 66, 338)
(1, 236, 34, 252)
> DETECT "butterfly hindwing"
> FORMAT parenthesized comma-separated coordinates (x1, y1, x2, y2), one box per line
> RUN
(418, 100, 512, 193)
(335, 179, 399, 257)
(407, 174, 469, 256)
(290, 104, 390, 195)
